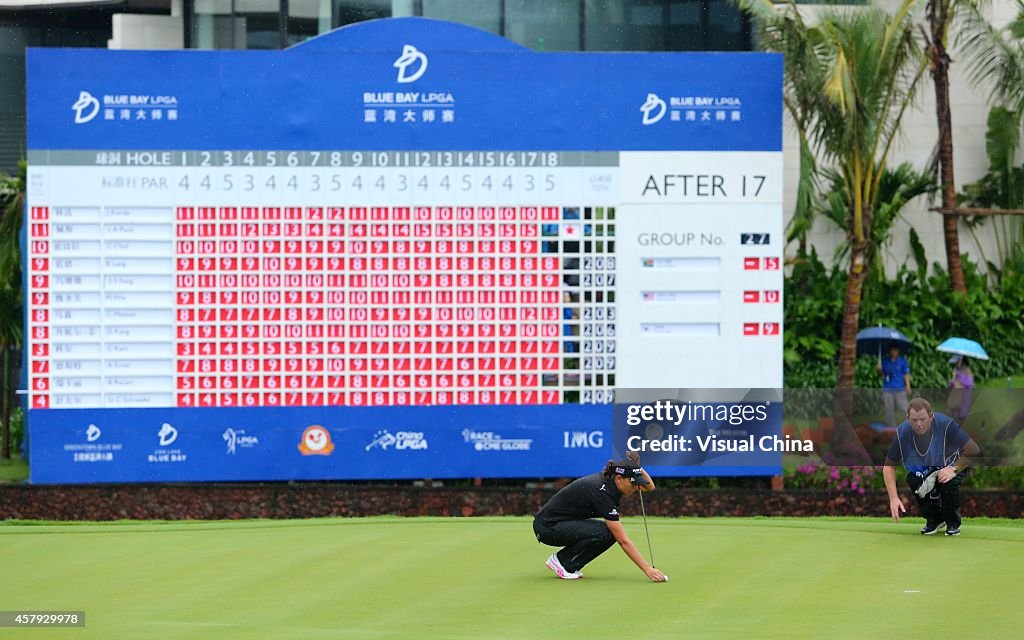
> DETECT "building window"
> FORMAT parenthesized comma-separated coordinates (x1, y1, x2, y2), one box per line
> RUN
(185, 0, 752, 52)
(421, 0, 502, 35)
(505, 0, 581, 51)
(190, 0, 283, 49)
(288, 0, 332, 45)
(334, 0, 392, 28)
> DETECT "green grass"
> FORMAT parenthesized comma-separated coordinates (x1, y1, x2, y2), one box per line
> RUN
(1, 516, 1023, 639)
(980, 374, 1024, 389)
(0, 455, 28, 483)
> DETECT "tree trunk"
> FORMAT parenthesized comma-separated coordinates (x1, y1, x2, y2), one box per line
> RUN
(930, 0, 967, 294)
(830, 239, 870, 459)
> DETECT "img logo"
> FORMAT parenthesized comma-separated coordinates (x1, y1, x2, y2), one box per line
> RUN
(394, 44, 428, 83)
(298, 425, 335, 456)
(640, 93, 666, 125)
(72, 91, 100, 124)
(563, 431, 604, 449)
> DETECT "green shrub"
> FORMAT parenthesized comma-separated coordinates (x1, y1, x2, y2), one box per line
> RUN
(785, 251, 1024, 389)
(9, 405, 22, 453)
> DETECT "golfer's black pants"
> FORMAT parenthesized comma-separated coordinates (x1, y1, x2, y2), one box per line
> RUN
(907, 471, 963, 529)
(533, 516, 615, 573)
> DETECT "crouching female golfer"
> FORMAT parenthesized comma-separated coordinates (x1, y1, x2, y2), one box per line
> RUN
(533, 453, 667, 582)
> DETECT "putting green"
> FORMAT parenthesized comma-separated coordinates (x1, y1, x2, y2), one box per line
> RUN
(1, 517, 1021, 639)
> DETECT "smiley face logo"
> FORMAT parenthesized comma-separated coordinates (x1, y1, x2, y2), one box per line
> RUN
(298, 425, 335, 456)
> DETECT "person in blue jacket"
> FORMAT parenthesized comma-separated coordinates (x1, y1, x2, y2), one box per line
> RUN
(878, 345, 911, 427)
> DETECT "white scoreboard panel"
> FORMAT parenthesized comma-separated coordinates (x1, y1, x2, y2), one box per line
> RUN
(25, 149, 782, 411)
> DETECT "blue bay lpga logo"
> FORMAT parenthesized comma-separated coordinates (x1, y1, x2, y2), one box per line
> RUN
(71, 89, 180, 124)
(363, 44, 455, 125)
(640, 93, 666, 125)
(640, 92, 745, 125)
(72, 91, 100, 123)
(394, 44, 428, 83)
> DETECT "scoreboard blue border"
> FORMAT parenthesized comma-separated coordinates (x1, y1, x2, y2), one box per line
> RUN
(27, 18, 781, 152)
(25, 17, 783, 483)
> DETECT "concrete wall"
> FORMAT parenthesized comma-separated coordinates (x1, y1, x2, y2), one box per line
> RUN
(108, 13, 184, 49)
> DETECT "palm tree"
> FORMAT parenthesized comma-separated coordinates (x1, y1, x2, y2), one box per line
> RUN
(925, 0, 972, 294)
(740, 0, 927, 390)
(0, 161, 25, 460)
(960, 1, 1024, 118)
(739, 0, 928, 454)
(818, 162, 938, 282)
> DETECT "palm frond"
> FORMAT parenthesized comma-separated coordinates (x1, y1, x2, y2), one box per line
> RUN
(957, 1, 1024, 114)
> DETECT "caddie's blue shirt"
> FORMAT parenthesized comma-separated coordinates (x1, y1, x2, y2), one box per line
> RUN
(886, 412, 970, 473)
(881, 356, 910, 390)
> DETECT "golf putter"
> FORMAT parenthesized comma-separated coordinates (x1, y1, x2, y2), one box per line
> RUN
(638, 483, 663, 577)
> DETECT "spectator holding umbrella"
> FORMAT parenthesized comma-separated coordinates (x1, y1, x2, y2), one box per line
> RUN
(937, 337, 989, 425)
(856, 326, 913, 427)
(878, 345, 911, 427)
(946, 356, 974, 424)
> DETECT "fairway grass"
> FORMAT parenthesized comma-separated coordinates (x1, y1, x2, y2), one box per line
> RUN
(2, 516, 1022, 639)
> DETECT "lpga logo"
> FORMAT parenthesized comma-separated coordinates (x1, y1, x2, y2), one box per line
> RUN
(72, 91, 100, 124)
(365, 429, 428, 451)
(640, 93, 667, 125)
(223, 428, 259, 455)
(394, 44, 428, 83)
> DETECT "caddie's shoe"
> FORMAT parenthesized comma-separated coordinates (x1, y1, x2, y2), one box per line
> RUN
(546, 554, 582, 580)
(914, 470, 941, 498)
(945, 526, 961, 536)
(920, 521, 945, 535)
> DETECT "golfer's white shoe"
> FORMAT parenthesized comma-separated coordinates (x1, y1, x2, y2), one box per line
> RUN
(546, 554, 582, 579)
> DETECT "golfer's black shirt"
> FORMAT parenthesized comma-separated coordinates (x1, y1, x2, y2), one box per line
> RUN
(535, 472, 622, 526)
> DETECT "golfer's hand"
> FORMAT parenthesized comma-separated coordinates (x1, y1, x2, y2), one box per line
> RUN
(889, 497, 906, 522)
(645, 567, 667, 582)
(938, 466, 957, 483)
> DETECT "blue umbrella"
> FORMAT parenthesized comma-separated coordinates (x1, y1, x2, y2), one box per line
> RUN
(856, 325, 913, 357)
(936, 337, 989, 361)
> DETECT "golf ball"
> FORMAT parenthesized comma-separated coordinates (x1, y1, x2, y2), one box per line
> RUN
(663, 575, 669, 582)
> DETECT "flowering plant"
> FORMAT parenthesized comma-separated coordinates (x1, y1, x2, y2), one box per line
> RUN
(784, 464, 885, 494)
